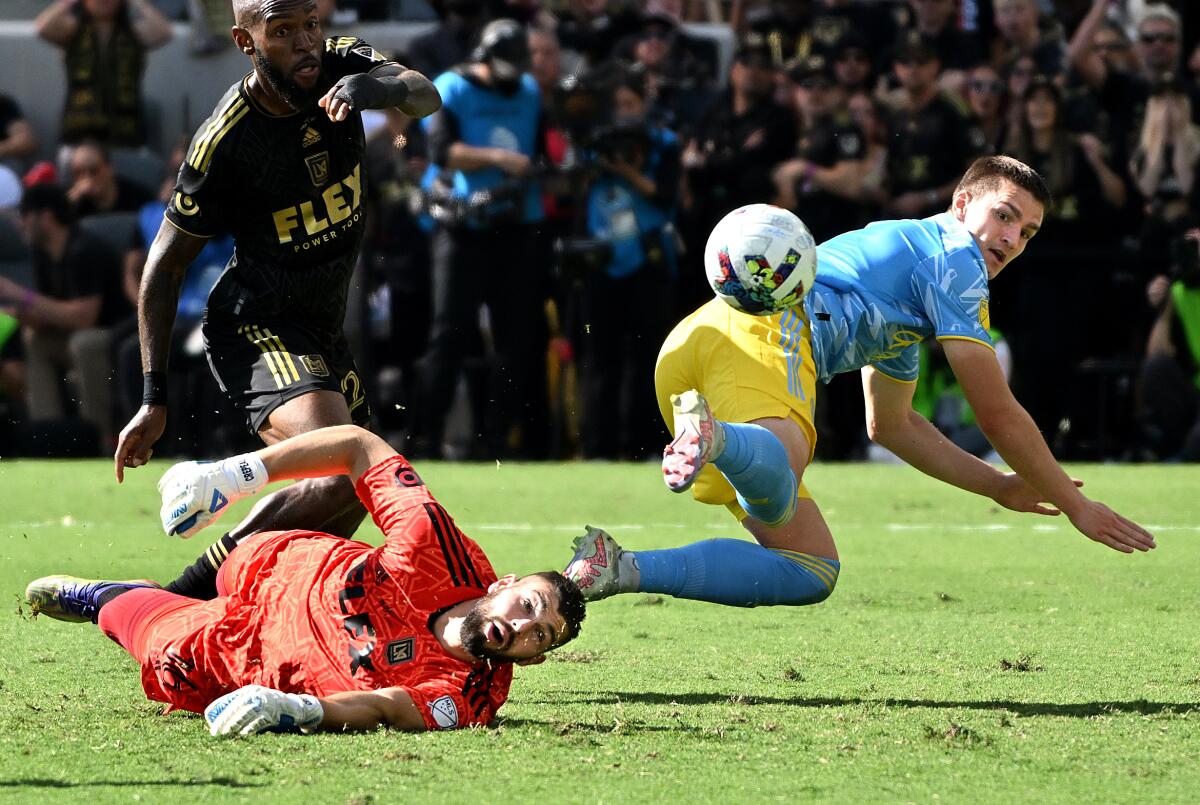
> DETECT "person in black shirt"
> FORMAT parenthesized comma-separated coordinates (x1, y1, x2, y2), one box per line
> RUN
(66, 140, 153, 217)
(897, 0, 985, 93)
(112, 0, 440, 602)
(772, 54, 867, 244)
(0, 183, 129, 451)
(680, 35, 796, 306)
(883, 31, 986, 219)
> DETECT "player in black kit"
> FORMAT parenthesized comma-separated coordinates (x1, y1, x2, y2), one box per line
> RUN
(113, 0, 440, 598)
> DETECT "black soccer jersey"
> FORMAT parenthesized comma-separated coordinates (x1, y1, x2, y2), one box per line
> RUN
(166, 37, 394, 333)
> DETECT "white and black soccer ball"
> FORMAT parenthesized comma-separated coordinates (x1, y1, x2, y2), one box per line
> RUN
(703, 204, 817, 315)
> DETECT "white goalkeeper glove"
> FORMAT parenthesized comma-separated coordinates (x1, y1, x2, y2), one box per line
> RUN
(158, 453, 269, 538)
(204, 684, 324, 737)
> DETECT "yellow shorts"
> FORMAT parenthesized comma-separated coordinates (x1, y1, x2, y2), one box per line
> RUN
(654, 298, 818, 519)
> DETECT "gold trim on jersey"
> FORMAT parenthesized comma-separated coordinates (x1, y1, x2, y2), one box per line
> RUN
(936, 335, 996, 352)
(188, 95, 249, 173)
(239, 324, 301, 388)
(162, 213, 213, 239)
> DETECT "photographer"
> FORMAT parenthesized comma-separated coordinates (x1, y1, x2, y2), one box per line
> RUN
(415, 19, 549, 459)
(1138, 229, 1200, 462)
(577, 71, 680, 460)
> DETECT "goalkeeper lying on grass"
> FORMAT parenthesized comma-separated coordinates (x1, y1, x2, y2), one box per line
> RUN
(26, 425, 585, 736)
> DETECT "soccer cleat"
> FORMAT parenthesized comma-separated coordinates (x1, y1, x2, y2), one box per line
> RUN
(25, 575, 159, 623)
(564, 526, 631, 602)
(662, 389, 724, 493)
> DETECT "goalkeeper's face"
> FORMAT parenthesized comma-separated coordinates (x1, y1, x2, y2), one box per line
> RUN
(461, 574, 575, 663)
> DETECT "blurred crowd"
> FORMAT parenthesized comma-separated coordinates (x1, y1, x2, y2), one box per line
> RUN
(3, 0, 1200, 464)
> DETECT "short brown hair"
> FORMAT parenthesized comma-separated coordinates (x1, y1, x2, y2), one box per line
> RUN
(530, 571, 586, 648)
(954, 155, 1051, 209)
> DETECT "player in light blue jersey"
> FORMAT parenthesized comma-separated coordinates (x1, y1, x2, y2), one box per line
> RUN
(565, 156, 1155, 608)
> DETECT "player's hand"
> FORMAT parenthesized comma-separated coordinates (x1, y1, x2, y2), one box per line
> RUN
(114, 404, 167, 482)
(205, 685, 323, 737)
(1067, 499, 1156, 554)
(157, 453, 269, 538)
(319, 73, 388, 122)
(991, 472, 1082, 516)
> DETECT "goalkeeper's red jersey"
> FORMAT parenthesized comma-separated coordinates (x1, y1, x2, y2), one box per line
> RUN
(130, 456, 511, 730)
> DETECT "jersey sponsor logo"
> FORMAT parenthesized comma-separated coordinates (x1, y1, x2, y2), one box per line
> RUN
(428, 695, 459, 729)
(271, 162, 363, 249)
(302, 125, 322, 148)
(300, 354, 330, 378)
(174, 192, 200, 216)
(978, 299, 990, 330)
(305, 151, 331, 187)
(386, 637, 415, 665)
(338, 559, 378, 676)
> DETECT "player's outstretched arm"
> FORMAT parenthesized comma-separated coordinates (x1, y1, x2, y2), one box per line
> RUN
(204, 685, 426, 736)
(942, 339, 1155, 553)
(114, 220, 206, 482)
(159, 426, 396, 537)
(319, 65, 441, 123)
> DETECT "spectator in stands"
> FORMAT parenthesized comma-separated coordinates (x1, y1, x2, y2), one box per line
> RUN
(771, 54, 866, 244)
(614, 0, 720, 114)
(578, 72, 679, 460)
(0, 184, 129, 453)
(1139, 227, 1200, 461)
(554, 0, 642, 70)
(1070, 2, 1196, 171)
(829, 32, 875, 96)
(883, 31, 986, 219)
(899, 0, 986, 93)
(0, 95, 38, 167)
(681, 34, 795, 298)
(989, 0, 1066, 77)
(1002, 77, 1129, 440)
(529, 24, 561, 103)
(742, 0, 812, 67)
(415, 19, 548, 459)
(845, 89, 889, 218)
(407, 0, 490, 81)
(66, 140, 152, 217)
(965, 63, 1008, 154)
(35, 0, 173, 149)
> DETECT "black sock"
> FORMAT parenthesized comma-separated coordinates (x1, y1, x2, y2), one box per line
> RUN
(163, 533, 239, 600)
(93, 585, 138, 621)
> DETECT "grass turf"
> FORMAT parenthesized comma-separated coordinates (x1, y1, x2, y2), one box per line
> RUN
(1, 458, 1198, 803)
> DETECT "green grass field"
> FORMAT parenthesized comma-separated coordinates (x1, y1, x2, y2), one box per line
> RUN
(1, 458, 1198, 803)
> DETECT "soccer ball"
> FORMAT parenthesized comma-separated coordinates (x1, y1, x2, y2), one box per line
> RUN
(703, 204, 817, 315)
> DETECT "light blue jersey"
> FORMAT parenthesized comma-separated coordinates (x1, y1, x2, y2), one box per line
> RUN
(805, 212, 994, 383)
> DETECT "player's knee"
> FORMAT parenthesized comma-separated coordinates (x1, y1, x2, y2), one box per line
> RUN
(772, 550, 840, 606)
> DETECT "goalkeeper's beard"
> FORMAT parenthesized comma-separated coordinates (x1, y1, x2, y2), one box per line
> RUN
(460, 591, 508, 663)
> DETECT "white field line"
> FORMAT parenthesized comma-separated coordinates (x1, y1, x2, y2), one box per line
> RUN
(467, 522, 1200, 533)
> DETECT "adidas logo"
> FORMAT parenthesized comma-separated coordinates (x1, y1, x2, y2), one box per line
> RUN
(302, 126, 321, 148)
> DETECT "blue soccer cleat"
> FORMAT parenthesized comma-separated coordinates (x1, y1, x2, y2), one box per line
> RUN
(25, 575, 159, 623)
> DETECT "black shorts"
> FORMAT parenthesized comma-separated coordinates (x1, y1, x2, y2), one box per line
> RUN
(204, 318, 371, 434)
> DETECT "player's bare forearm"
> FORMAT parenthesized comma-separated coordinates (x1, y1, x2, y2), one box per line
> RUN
(973, 406, 1088, 515)
(256, 424, 396, 486)
(317, 687, 426, 732)
(871, 409, 1006, 499)
(138, 222, 204, 372)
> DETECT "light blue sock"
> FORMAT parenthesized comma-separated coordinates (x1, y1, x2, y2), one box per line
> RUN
(633, 539, 839, 607)
(713, 422, 797, 526)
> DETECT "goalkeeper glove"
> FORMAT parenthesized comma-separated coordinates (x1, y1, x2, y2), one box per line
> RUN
(205, 685, 324, 737)
(158, 453, 269, 538)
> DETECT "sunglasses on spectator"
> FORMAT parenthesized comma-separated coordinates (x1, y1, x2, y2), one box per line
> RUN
(1139, 32, 1178, 45)
(969, 79, 1005, 95)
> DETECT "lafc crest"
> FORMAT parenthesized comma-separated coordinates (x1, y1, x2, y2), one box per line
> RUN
(305, 151, 330, 187)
